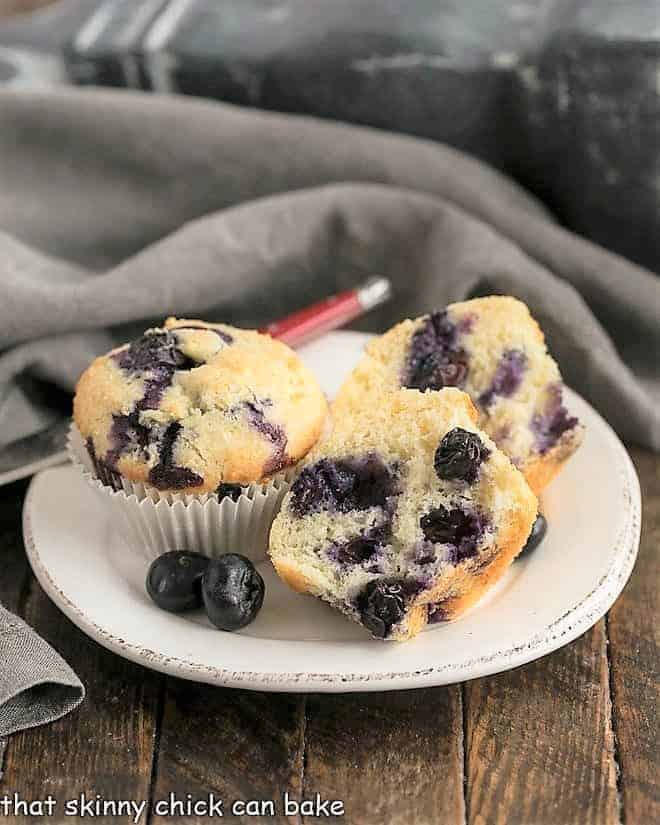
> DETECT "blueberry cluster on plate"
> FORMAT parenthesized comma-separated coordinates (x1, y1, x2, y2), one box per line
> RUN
(146, 551, 265, 631)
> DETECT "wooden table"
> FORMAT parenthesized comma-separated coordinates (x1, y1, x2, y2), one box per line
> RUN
(0, 447, 657, 824)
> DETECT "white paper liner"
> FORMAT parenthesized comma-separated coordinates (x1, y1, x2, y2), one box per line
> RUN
(67, 423, 293, 564)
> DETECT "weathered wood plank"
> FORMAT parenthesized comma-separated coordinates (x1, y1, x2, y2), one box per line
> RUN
(1, 577, 161, 822)
(302, 687, 465, 825)
(464, 621, 620, 825)
(150, 680, 305, 824)
(607, 447, 660, 825)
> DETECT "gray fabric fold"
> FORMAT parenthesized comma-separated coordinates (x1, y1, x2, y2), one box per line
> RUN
(0, 88, 657, 449)
(0, 86, 657, 733)
(0, 89, 655, 452)
(0, 607, 84, 737)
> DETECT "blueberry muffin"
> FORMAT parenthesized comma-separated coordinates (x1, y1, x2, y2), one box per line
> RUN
(73, 318, 328, 495)
(269, 389, 537, 641)
(334, 296, 583, 494)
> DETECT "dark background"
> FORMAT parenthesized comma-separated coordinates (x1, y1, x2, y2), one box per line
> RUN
(2, 0, 660, 275)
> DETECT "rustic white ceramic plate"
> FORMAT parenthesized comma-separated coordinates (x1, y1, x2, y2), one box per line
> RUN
(23, 332, 641, 692)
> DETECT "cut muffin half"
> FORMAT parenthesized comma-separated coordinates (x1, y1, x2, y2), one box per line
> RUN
(269, 389, 537, 641)
(334, 296, 583, 494)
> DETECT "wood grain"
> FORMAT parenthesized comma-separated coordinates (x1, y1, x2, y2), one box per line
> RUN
(150, 680, 305, 824)
(464, 621, 620, 825)
(1, 576, 160, 822)
(302, 687, 465, 825)
(607, 448, 660, 824)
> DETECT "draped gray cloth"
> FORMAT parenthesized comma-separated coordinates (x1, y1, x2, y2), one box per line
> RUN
(0, 89, 657, 451)
(0, 87, 657, 732)
(0, 606, 83, 736)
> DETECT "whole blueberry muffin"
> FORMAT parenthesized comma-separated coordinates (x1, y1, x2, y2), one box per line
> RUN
(73, 318, 328, 495)
(334, 296, 583, 494)
(269, 389, 537, 641)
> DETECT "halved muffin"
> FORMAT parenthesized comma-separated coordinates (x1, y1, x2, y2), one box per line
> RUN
(269, 389, 537, 640)
(334, 296, 583, 494)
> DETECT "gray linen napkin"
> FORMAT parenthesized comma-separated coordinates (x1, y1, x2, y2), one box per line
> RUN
(0, 606, 83, 736)
(0, 87, 658, 733)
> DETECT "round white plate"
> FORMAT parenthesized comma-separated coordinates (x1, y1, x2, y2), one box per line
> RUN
(23, 332, 641, 692)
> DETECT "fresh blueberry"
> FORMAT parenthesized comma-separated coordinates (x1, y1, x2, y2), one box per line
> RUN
(420, 505, 486, 560)
(202, 554, 265, 631)
(434, 427, 489, 483)
(146, 551, 210, 613)
(357, 579, 409, 638)
(517, 513, 547, 559)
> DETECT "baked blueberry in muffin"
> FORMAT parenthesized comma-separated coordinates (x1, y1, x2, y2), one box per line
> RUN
(74, 317, 328, 494)
(334, 296, 583, 494)
(269, 389, 537, 640)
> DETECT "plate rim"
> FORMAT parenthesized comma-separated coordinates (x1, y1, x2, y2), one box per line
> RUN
(22, 339, 642, 692)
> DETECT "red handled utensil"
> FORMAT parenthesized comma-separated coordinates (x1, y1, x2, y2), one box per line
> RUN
(260, 276, 392, 348)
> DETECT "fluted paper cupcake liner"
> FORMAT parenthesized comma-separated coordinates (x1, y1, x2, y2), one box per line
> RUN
(67, 424, 293, 564)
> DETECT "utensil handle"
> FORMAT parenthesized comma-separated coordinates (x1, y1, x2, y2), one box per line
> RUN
(261, 276, 391, 348)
